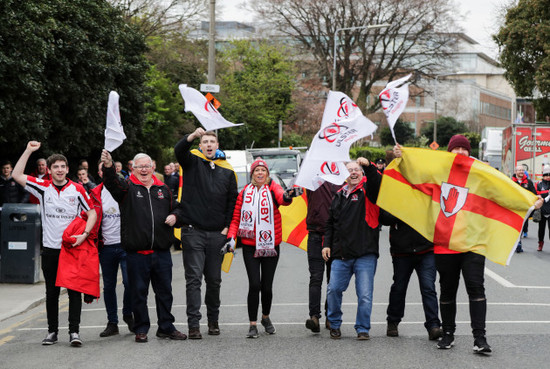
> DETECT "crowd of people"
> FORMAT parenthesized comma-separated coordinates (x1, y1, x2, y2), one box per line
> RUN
(1, 133, 543, 356)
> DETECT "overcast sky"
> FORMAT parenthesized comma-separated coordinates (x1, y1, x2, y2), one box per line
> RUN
(216, 0, 512, 59)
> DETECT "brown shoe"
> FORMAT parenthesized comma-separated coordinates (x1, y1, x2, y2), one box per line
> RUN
(305, 316, 320, 333)
(208, 321, 220, 336)
(428, 327, 443, 340)
(156, 329, 187, 340)
(357, 332, 370, 340)
(188, 327, 202, 339)
(135, 333, 148, 343)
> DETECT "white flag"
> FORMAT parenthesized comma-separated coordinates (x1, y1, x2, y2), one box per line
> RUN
(104, 91, 126, 152)
(307, 91, 377, 162)
(179, 84, 243, 130)
(294, 151, 348, 191)
(379, 74, 412, 143)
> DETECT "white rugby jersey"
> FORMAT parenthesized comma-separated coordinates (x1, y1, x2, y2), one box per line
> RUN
(100, 186, 121, 245)
(25, 176, 92, 249)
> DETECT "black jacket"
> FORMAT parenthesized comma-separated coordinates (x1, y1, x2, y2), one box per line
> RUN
(537, 179, 550, 216)
(174, 135, 238, 231)
(379, 209, 433, 256)
(324, 164, 381, 259)
(102, 165, 183, 252)
(0, 176, 29, 206)
(306, 182, 341, 234)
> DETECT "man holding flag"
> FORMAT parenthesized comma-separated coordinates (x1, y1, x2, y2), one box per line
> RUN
(174, 127, 238, 339)
(391, 135, 543, 354)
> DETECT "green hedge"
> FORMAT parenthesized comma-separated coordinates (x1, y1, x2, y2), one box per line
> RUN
(349, 146, 389, 162)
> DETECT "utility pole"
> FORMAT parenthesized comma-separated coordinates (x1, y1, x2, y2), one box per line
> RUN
(208, 0, 216, 84)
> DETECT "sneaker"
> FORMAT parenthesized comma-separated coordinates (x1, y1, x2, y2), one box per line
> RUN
(69, 332, 82, 347)
(305, 316, 320, 333)
(357, 332, 370, 340)
(135, 333, 148, 343)
(261, 317, 276, 334)
(42, 332, 58, 345)
(99, 322, 119, 337)
(523, 232, 528, 238)
(473, 336, 492, 354)
(188, 327, 202, 340)
(428, 327, 443, 340)
(330, 328, 341, 339)
(386, 321, 399, 337)
(208, 321, 220, 336)
(246, 325, 259, 339)
(156, 329, 187, 340)
(437, 332, 454, 349)
(123, 314, 135, 333)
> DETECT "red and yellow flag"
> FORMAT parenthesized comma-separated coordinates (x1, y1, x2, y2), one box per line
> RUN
(377, 147, 537, 265)
(280, 192, 308, 251)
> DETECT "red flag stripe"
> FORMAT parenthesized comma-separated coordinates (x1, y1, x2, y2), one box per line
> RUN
(433, 156, 474, 246)
(287, 218, 308, 246)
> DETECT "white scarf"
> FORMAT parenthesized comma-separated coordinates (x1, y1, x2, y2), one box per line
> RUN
(238, 183, 277, 257)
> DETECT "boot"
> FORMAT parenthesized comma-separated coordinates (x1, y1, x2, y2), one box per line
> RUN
(538, 241, 544, 251)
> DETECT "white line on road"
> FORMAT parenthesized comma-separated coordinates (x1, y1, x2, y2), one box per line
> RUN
(485, 267, 550, 289)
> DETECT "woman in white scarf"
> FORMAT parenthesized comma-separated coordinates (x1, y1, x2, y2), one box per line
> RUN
(227, 157, 301, 338)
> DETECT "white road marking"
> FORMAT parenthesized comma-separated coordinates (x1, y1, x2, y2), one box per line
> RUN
(485, 267, 550, 289)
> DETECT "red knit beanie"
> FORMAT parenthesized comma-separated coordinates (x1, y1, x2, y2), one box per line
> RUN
(250, 157, 269, 176)
(447, 135, 471, 155)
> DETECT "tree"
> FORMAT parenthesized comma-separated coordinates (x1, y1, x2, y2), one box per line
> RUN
(108, 0, 207, 36)
(495, 0, 550, 118)
(216, 40, 296, 149)
(379, 120, 415, 146)
(251, 0, 458, 111)
(0, 0, 148, 165)
(420, 116, 467, 146)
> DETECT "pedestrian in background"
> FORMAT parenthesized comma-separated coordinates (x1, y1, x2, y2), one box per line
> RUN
(227, 157, 299, 338)
(536, 165, 550, 252)
(513, 164, 536, 252)
(0, 160, 29, 206)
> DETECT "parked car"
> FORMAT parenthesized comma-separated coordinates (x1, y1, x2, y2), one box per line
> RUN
(247, 148, 302, 188)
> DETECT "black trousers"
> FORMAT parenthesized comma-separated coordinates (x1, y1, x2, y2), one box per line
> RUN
(41, 247, 82, 334)
(307, 231, 331, 318)
(435, 252, 486, 338)
(243, 244, 280, 322)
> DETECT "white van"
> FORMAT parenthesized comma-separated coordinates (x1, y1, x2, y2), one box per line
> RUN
(224, 150, 254, 191)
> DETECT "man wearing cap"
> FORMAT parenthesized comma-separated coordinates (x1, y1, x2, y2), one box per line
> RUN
(174, 128, 238, 339)
(375, 158, 386, 173)
(536, 165, 550, 251)
(394, 134, 543, 354)
(513, 164, 536, 252)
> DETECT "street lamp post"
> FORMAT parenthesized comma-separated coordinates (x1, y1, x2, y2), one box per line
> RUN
(332, 23, 391, 91)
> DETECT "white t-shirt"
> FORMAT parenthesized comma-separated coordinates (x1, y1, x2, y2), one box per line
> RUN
(100, 186, 121, 245)
(25, 176, 92, 249)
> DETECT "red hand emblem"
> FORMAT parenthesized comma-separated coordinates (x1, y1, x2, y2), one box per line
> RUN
(444, 187, 459, 213)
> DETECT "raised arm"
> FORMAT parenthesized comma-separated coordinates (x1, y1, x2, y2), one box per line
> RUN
(13, 141, 41, 187)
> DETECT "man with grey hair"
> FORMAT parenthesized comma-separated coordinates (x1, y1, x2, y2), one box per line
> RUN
(101, 149, 187, 343)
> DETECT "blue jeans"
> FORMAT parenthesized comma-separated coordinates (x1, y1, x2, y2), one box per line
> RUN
(327, 254, 377, 333)
(386, 252, 440, 331)
(126, 250, 176, 334)
(99, 243, 132, 324)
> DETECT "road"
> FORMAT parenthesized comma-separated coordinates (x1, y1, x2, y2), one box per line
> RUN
(2, 223, 550, 369)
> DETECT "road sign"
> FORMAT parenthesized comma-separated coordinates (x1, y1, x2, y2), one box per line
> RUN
(205, 92, 221, 109)
(429, 141, 439, 150)
(200, 84, 220, 93)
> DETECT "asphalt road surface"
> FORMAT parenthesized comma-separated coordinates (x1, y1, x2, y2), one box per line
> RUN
(2, 223, 550, 369)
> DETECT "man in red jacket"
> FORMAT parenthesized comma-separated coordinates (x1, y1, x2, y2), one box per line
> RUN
(12, 141, 97, 347)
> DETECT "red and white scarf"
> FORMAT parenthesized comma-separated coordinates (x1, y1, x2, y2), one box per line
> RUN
(238, 183, 276, 257)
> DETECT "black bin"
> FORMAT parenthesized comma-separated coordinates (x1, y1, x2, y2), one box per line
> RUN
(0, 203, 41, 283)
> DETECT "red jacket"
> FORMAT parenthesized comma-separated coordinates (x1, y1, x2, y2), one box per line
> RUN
(55, 215, 100, 298)
(228, 179, 291, 247)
